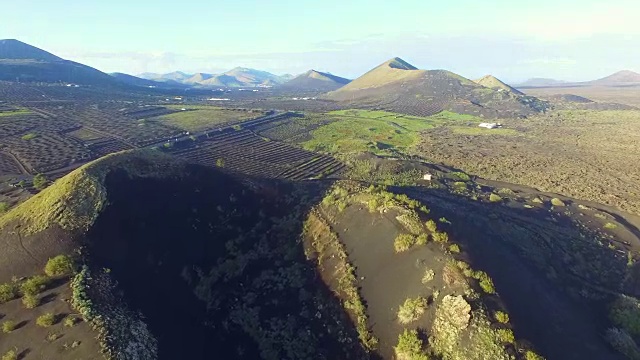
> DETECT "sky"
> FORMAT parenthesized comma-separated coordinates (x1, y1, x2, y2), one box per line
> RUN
(2, 0, 640, 82)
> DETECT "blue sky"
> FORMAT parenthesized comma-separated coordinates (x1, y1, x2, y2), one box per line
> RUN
(2, 0, 639, 82)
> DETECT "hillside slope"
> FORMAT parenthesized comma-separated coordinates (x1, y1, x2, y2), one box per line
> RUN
(0, 39, 120, 86)
(281, 69, 351, 91)
(325, 57, 548, 118)
(475, 75, 524, 95)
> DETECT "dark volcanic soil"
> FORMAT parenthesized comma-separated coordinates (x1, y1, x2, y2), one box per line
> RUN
(84, 167, 369, 360)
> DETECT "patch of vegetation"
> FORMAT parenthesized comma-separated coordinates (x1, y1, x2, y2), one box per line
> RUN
(215, 158, 225, 168)
(2, 320, 16, 333)
(36, 312, 56, 327)
(496, 328, 515, 344)
(451, 171, 471, 181)
(605, 222, 618, 229)
(550, 198, 565, 207)
(422, 269, 435, 284)
(416, 233, 429, 246)
(32, 173, 48, 190)
(524, 350, 546, 360)
(425, 219, 438, 232)
(494, 311, 510, 324)
(0, 202, 8, 213)
(45, 255, 74, 277)
(450, 126, 519, 136)
(432, 231, 449, 243)
(21, 133, 38, 140)
(605, 327, 640, 360)
(489, 193, 503, 202)
(153, 106, 258, 132)
(448, 244, 460, 253)
(0, 283, 17, 303)
(1, 349, 17, 360)
(64, 316, 78, 327)
(395, 233, 418, 253)
(397, 297, 428, 324)
(397, 211, 424, 234)
(22, 293, 39, 308)
(395, 329, 429, 360)
(20, 275, 49, 295)
(474, 271, 496, 294)
(610, 295, 640, 337)
(302, 110, 444, 155)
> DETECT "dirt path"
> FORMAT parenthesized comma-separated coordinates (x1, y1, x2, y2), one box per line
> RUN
(1, 150, 30, 175)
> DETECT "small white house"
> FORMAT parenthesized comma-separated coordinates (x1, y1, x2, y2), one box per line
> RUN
(423, 173, 433, 181)
(479, 123, 502, 129)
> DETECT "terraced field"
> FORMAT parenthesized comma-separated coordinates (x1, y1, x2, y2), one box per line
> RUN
(0, 151, 22, 175)
(173, 129, 343, 180)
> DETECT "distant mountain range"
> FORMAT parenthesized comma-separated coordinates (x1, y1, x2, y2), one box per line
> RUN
(138, 68, 291, 88)
(514, 70, 640, 88)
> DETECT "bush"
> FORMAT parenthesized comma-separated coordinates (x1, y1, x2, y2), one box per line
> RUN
(610, 295, 640, 337)
(415, 233, 428, 246)
(494, 311, 509, 324)
(425, 219, 438, 232)
(32, 173, 49, 190)
(64, 316, 79, 327)
(397, 297, 428, 324)
(2, 349, 17, 360)
(605, 327, 640, 360)
(524, 351, 545, 360)
(473, 271, 496, 294)
(215, 158, 225, 168)
(605, 222, 618, 229)
(21, 133, 37, 140)
(394, 329, 429, 360)
(0, 202, 8, 213)
(0, 283, 17, 303)
(432, 231, 449, 243)
(550, 198, 565, 207)
(2, 320, 16, 333)
(22, 293, 39, 309)
(489, 193, 503, 202)
(20, 275, 49, 296)
(422, 269, 435, 284)
(44, 255, 74, 277)
(451, 171, 471, 181)
(496, 328, 515, 343)
(36, 313, 56, 327)
(448, 244, 460, 253)
(394, 234, 417, 253)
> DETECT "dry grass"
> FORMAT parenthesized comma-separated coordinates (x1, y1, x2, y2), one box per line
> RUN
(416, 110, 640, 215)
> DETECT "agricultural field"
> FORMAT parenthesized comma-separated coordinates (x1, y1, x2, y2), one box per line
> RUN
(297, 109, 481, 156)
(415, 110, 640, 215)
(151, 106, 264, 132)
(172, 129, 343, 180)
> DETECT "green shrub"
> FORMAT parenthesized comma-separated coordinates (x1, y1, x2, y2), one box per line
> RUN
(496, 328, 515, 343)
(21, 133, 37, 140)
(22, 293, 39, 309)
(397, 297, 428, 324)
(550, 198, 565, 207)
(394, 234, 417, 253)
(394, 329, 429, 360)
(451, 172, 471, 181)
(605, 327, 640, 360)
(215, 158, 225, 168)
(21, 275, 50, 295)
(432, 231, 449, 243)
(2, 320, 16, 333)
(489, 193, 503, 202)
(610, 295, 640, 337)
(453, 181, 467, 189)
(422, 269, 435, 284)
(494, 311, 509, 324)
(64, 316, 79, 327)
(44, 255, 74, 277)
(448, 244, 460, 253)
(439, 217, 451, 224)
(1, 349, 17, 360)
(524, 350, 546, 360)
(425, 219, 438, 232)
(32, 173, 49, 190)
(0, 202, 9, 213)
(368, 198, 380, 213)
(605, 222, 618, 229)
(473, 271, 496, 294)
(36, 313, 56, 327)
(415, 233, 428, 246)
(0, 283, 17, 303)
